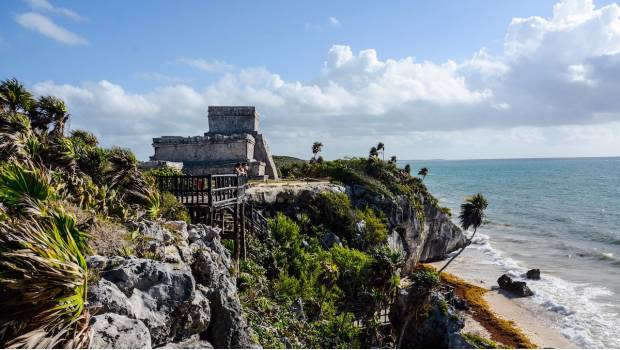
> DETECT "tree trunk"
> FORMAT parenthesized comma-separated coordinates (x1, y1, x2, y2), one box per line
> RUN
(438, 228, 477, 274)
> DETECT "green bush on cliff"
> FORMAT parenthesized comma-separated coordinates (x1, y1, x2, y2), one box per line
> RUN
(354, 206, 389, 247)
(159, 192, 190, 223)
(241, 206, 401, 348)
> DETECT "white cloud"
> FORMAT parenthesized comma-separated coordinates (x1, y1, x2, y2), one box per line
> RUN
(23, 0, 86, 21)
(176, 58, 235, 73)
(15, 12, 88, 45)
(26, 0, 620, 160)
(328, 16, 341, 27)
(136, 72, 188, 84)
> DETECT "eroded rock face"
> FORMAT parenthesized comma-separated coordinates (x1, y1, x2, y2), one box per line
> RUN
(90, 313, 151, 349)
(88, 221, 254, 349)
(390, 285, 469, 348)
(350, 189, 466, 273)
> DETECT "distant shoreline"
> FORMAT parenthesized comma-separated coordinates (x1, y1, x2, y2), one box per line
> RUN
(399, 155, 620, 162)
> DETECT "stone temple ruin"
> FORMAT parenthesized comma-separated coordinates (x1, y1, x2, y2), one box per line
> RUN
(148, 106, 278, 179)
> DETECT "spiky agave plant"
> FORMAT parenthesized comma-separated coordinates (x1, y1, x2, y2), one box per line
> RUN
(0, 212, 90, 348)
(0, 161, 56, 215)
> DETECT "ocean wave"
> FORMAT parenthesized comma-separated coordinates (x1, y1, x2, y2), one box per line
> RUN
(471, 233, 620, 348)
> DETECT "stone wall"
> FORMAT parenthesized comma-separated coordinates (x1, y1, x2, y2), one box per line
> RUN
(184, 160, 265, 177)
(151, 134, 255, 163)
(253, 134, 279, 180)
(207, 106, 259, 134)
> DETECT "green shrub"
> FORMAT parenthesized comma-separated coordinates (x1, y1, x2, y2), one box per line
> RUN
(355, 207, 388, 247)
(159, 192, 190, 223)
(312, 312, 361, 348)
(311, 191, 355, 240)
(412, 269, 441, 289)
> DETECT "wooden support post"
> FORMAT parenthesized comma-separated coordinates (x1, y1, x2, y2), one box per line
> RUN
(233, 203, 240, 264)
(219, 209, 225, 234)
(240, 202, 246, 260)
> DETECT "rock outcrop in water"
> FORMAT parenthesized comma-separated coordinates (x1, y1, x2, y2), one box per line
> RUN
(498, 274, 534, 297)
(87, 221, 254, 349)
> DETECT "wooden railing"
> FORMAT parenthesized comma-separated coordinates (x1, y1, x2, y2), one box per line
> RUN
(245, 203, 268, 238)
(156, 174, 247, 207)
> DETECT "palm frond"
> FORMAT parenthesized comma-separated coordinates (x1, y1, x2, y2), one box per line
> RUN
(0, 215, 89, 348)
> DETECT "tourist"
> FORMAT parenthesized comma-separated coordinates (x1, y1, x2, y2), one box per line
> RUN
(242, 162, 249, 176)
(234, 163, 242, 175)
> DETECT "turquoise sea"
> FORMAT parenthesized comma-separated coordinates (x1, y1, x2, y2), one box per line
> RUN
(400, 157, 620, 348)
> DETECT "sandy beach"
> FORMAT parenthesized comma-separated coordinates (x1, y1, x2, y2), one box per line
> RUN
(428, 262, 575, 349)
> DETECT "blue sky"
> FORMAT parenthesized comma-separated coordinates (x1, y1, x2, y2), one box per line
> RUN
(2, 0, 620, 160)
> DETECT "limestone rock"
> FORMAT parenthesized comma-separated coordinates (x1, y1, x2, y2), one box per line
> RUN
(207, 288, 253, 348)
(498, 274, 534, 297)
(90, 313, 151, 349)
(96, 258, 199, 346)
(88, 279, 134, 317)
(87, 222, 255, 349)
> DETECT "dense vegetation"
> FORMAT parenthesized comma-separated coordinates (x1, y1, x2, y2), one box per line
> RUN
(240, 147, 448, 348)
(0, 78, 188, 347)
(240, 209, 402, 348)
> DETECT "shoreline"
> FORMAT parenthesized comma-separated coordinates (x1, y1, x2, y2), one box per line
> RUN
(426, 262, 575, 349)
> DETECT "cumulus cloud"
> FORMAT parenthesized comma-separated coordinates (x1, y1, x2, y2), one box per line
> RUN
(176, 58, 235, 73)
(28, 0, 620, 159)
(15, 12, 88, 45)
(23, 0, 86, 21)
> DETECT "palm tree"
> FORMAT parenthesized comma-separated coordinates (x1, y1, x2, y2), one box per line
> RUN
(0, 78, 34, 114)
(311, 142, 323, 160)
(377, 142, 385, 161)
(438, 193, 488, 273)
(369, 146, 379, 159)
(418, 167, 429, 180)
(31, 96, 69, 135)
(404, 164, 411, 174)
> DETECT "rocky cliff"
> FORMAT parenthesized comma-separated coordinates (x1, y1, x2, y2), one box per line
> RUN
(87, 221, 255, 349)
(246, 181, 466, 272)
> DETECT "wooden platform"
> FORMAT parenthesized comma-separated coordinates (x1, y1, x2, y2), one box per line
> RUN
(156, 174, 266, 262)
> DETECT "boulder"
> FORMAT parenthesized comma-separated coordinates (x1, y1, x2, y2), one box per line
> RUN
(206, 288, 253, 348)
(88, 279, 134, 317)
(88, 222, 254, 349)
(90, 313, 151, 349)
(321, 232, 342, 249)
(96, 258, 199, 346)
(498, 274, 534, 297)
(526, 269, 541, 280)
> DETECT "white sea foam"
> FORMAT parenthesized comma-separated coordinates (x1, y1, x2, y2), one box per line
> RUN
(470, 233, 620, 348)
